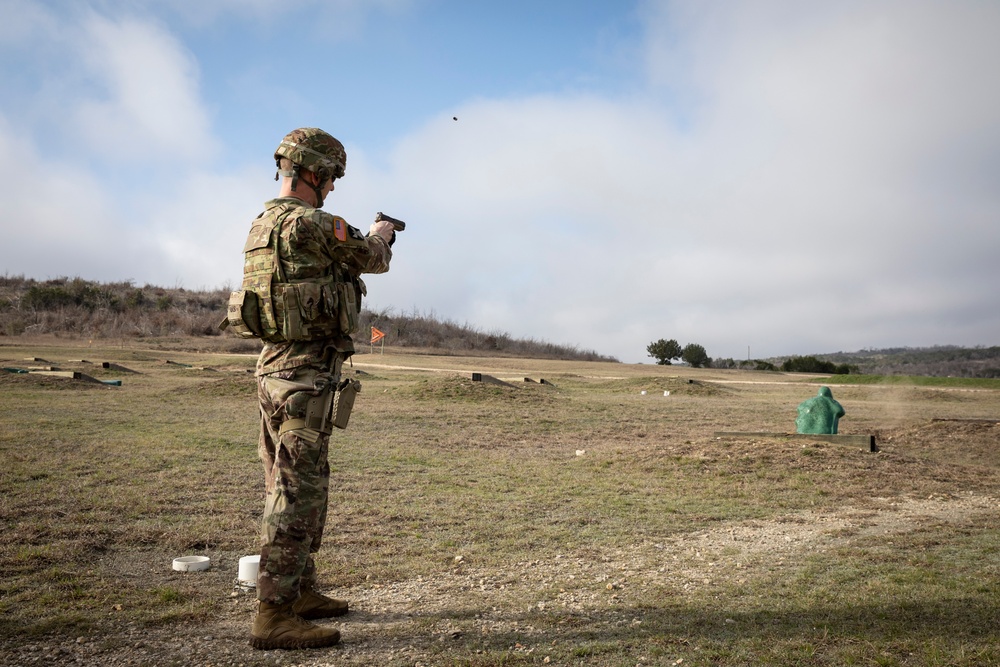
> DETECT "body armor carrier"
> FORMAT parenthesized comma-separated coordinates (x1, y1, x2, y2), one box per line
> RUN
(224, 202, 362, 343)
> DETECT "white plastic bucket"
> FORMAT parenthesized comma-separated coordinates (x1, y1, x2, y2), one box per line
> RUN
(238, 555, 260, 589)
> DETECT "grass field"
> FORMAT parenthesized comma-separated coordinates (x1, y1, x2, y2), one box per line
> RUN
(1, 337, 999, 666)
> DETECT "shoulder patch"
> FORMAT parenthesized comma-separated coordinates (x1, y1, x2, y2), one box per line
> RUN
(332, 216, 348, 242)
(348, 225, 365, 241)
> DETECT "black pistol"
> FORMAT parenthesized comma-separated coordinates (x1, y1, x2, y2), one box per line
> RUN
(375, 212, 407, 232)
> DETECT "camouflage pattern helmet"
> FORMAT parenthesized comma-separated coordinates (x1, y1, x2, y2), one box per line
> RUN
(274, 128, 346, 180)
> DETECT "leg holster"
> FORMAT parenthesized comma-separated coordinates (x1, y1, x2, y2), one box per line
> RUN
(280, 382, 336, 436)
(278, 360, 361, 435)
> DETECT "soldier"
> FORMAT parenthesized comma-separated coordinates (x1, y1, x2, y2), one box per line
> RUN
(228, 128, 395, 649)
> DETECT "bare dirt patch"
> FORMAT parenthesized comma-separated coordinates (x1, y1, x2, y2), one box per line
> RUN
(5, 493, 995, 667)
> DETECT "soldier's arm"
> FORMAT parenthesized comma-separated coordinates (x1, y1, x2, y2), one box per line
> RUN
(358, 232, 392, 275)
(313, 211, 391, 274)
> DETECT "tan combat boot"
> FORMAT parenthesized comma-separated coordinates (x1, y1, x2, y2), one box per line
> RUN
(249, 601, 341, 650)
(292, 587, 350, 619)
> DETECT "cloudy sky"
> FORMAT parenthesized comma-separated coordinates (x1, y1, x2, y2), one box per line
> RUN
(2, 0, 998, 363)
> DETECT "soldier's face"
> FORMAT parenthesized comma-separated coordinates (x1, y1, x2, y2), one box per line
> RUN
(321, 177, 335, 199)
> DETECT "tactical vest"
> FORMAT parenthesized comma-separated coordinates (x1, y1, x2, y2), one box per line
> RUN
(224, 202, 364, 343)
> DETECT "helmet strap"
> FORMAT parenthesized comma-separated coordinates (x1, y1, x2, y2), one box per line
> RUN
(311, 180, 326, 208)
(275, 159, 324, 206)
(274, 158, 295, 183)
(312, 168, 332, 207)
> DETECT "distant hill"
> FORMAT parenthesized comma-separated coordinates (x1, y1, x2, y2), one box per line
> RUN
(0, 276, 617, 362)
(782, 346, 1000, 379)
(713, 346, 1000, 379)
(5, 277, 995, 374)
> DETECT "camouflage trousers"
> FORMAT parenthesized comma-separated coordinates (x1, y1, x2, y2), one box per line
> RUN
(255, 363, 340, 605)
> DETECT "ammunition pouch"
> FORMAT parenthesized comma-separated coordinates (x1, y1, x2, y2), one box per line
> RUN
(336, 280, 360, 336)
(273, 279, 344, 341)
(331, 378, 362, 429)
(224, 289, 263, 338)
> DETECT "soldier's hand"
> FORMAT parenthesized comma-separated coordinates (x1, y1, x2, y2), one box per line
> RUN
(370, 219, 395, 243)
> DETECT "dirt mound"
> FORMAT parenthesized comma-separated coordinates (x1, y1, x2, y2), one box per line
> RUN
(596, 376, 733, 397)
(406, 375, 557, 404)
(0, 369, 111, 390)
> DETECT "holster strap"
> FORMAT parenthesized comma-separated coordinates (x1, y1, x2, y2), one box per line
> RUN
(279, 417, 332, 435)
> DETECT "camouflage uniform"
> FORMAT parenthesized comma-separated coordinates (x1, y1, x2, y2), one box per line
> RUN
(254, 196, 391, 605)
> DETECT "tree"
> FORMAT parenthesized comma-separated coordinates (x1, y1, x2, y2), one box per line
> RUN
(682, 343, 711, 368)
(647, 338, 682, 365)
(781, 356, 855, 375)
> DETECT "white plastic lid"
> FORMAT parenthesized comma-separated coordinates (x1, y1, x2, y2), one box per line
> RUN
(172, 555, 211, 572)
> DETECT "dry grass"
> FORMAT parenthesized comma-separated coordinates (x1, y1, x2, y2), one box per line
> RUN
(1, 336, 999, 666)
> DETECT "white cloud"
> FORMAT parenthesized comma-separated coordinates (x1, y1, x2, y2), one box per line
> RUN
(0, 4, 228, 287)
(70, 13, 217, 163)
(0, 115, 155, 283)
(143, 167, 264, 290)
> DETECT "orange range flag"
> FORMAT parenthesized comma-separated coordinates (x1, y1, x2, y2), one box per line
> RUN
(371, 327, 386, 344)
